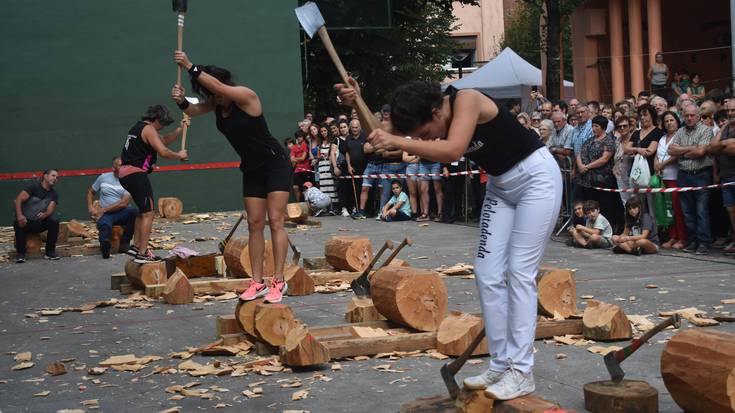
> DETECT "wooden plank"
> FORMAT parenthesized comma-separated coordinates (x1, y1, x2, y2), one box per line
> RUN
(308, 270, 362, 286)
(535, 319, 582, 339)
(110, 273, 127, 290)
(324, 332, 437, 359)
(146, 278, 251, 297)
(310, 320, 397, 339)
(397, 394, 577, 413)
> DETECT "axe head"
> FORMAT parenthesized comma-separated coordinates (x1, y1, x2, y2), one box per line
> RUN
(294, 1, 325, 39)
(172, 0, 187, 13)
(603, 352, 624, 383)
(350, 277, 370, 297)
(440, 363, 460, 399)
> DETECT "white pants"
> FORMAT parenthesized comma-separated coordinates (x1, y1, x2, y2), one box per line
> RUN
(474, 147, 562, 374)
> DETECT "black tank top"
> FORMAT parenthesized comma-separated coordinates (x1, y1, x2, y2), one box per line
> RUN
(446, 86, 543, 176)
(121, 121, 157, 173)
(215, 103, 285, 171)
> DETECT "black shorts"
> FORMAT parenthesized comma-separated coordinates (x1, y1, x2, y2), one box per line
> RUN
(293, 171, 315, 189)
(120, 172, 154, 213)
(243, 156, 293, 198)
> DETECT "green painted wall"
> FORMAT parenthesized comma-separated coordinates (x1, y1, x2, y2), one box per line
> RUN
(0, 1, 304, 225)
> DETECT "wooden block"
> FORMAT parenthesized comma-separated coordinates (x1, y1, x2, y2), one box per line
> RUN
(162, 270, 194, 305)
(345, 297, 386, 323)
(173, 253, 220, 278)
(437, 312, 486, 357)
(220, 333, 247, 346)
(584, 380, 657, 413)
(324, 236, 373, 271)
(582, 300, 633, 341)
(125, 259, 169, 288)
(119, 283, 136, 294)
(146, 278, 250, 298)
(456, 388, 495, 413)
(24, 233, 43, 253)
(303, 256, 332, 271)
(286, 202, 310, 222)
(110, 273, 127, 290)
(536, 266, 577, 318)
(284, 265, 315, 296)
(281, 324, 330, 367)
(216, 314, 243, 336)
(158, 197, 183, 219)
(110, 225, 124, 252)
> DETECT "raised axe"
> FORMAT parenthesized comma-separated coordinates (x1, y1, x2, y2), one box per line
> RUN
(218, 213, 244, 253)
(287, 236, 302, 267)
(604, 313, 680, 383)
(295, 2, 382, 136)
(350, 239, 394, 297)
(440, 328, 486, 399)
(172, 0, 190, 151)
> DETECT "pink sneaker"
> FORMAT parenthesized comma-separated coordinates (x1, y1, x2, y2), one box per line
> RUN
(239, 280, 268, 301)
(264, 278, 288, 303)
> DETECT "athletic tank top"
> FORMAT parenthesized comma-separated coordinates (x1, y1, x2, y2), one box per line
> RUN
(215, 103, 285, 171)
(717, 125, 735, 179)
(651, 64, 667, 85)
(445, 86, 543, 176)
(121, 121, 157, 173)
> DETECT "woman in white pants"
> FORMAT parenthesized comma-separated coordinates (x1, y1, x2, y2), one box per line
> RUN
(336, 79, 562, 400)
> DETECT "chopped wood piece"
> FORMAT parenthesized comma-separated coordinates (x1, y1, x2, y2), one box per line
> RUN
(223, 237, 275, 278)
(109, 225, 124, 252)
(110, 273, 127, 290)
(216, 314, 243, 336)
(281, 324, 330, 366)
(254, 303, 297, 346)
(324, 236, 373, 272)
(14, 352, 32, 362)
(284, 265, 315, 296)
(582, 300, 633, 341)
(158, 197, 183, 219)
(303, 256, 332, 271)
(435, 263, 473, 276)
(44, 362, 67, 376)
(67, 219, 94, 238)
(437, 312, 486, 357)
(345, 297, 386, 323)
(235, 298, 264, 337)
(125, 259, 169, 288)
(456, 388, 495, 413)
(721, 298, 735, 305)
(584, 380, 658, 413)
(173, 253, 220, 278)
(162, 270, 194, 305)
(661, 329, 735, 413)
(536, 267, 577, 319)
(662, 307, 720, 327)
(371, 267, 448, 332)
(350, 326, 389, 338)
(286, 202, 310, 222)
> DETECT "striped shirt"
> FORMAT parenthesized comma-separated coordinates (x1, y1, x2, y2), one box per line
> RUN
(671, 123, 713, 171)
(571, 120, 593, 155)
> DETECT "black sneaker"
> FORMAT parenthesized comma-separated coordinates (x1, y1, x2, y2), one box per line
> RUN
(100, 240, 111, 259)
(15, 255, 26, 264)
(695, 245, 709, 255)
(44, 254, 60, 261)
(633, 246, 642, 256)
(125, 245, 139, 257)
(134, 250, 162, 264)
(612, 245, 625, 253)
(118, 242, 131, 255)
(682, 242, 698, 253)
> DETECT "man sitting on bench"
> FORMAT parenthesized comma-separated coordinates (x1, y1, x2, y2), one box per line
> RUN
(13, 169, 61, 263)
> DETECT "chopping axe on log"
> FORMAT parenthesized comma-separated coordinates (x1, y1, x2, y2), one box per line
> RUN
(287, 237, 302, 267)
(604, 314, 681, 383)
(350, 240, 393, 297)
(218, 213, 244, 253)
(440, 328, 486, 399)
(172, 0, 190, 151)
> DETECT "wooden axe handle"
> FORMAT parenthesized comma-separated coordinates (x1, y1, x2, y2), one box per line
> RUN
(180, 114, 190, 151)
(176, 14, 185, 86)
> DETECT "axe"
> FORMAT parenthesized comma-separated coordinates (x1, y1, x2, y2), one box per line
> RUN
(377, 236, 412, 270)
(441, 328, 486, 399)
(173, 0, 187, 87)
(603, 314, 681, 383)
(295, 2, 382, 135)
(287, 236, 302, 267)
(350, 239, 393, 297)
(218, 213, 244, 253)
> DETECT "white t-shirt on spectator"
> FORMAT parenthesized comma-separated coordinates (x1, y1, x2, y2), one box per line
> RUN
(92, 172, 129, 209)
(656, 135, 679, 181)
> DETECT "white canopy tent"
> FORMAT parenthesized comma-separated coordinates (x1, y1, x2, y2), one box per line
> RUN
(444, 47, 574, 103)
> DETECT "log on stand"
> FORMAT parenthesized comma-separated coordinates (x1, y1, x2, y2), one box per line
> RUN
(371, 267, 448, 332)
(110, 225, 124, 252)
(345, 297, 386, 323)
(286, 202, 310, 222)
(223, 237, 275, 278)
(158, 197, 183, 219)
(254, 303, 297, 347)
(583, 380, 658, 413)
(162, 270, 194, 305)
(284, 265, 315, 296)
(235, 298, 264, 337)
(280, 324, 330, 366)
(437, 312, 487, 357)
(324, 236, 373, 272)
(536, 267, 576, 318)
(19, 233, 43, 255)
(582, 300, 632, 341)
(456, 388, 494, 413)
(661, 329, 735, 413)
(125, 259, 169, 288)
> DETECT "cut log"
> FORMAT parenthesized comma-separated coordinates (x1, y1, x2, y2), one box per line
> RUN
(67, 219, 94, 238)
(281, 324, 330, 366)
(437, 311, 486, 357)
(370, 267, 448, 332)
(536, 267, 577, 318)
(661, 329, 735, 413)
(124, 259, 169, 288)
(162, 270, 194, 305)
(109, 225, 124, 252)
(22, 233, 43, 254)
(284, 265, 315, 296)
(158, 197, 183, 219)
(302, 256, 332, 271)
(173, 253, 220, 278)
(222, 237, 275, 278)
(235, 298, 264, 337)
(324, 236, 373, 272)
(110, 273, 127, 290)
(582, 300, 632, 341)
(254, 303, 298, 347)
(40, 222, 68, 243)
(584, 380, 658, 413)
(286, 202, 310, 222)
(456, 388, 495, 413)
(216, 314, 243, 336)
(345, 297, 386, 323)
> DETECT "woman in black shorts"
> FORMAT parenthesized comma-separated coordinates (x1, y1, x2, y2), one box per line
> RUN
(119, 105, 188, 263)
(172, 50, 292, 304)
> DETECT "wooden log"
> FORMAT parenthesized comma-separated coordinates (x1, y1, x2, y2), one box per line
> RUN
(110, 225, 124, 252)
(254, 303, 298, 347)
(235, 298, 264, 337)
(223, 237, 275, 278)
(124, 259, 169, 288)
(147, 278, 250, 298)
(536, 267, 576, 318)
(162, 270, 194, 305)
(281, 324, 330, 366)
(398, 394, 574, 413)
(456, 388, 495, 413)
(661, 329, 735, 413)
(286, 202, 310, 222)
(324, 236, 373, 272)
(158, 197, 183, 219)
(172, 253, 220, 278)
(437, 311, 486, 357)
(303, 256, 332, 271)
(284, 265, 315, 296)
(583, 380, 657, 413)
(22, 233, 43, 254)
(67, 219, 94, 238)
(387, 258, 410, 267)
(345, 297, 386, 323)
(371, 266, 448, 332)
(216, 314, 243, 336)
(582, 300, 633, 341)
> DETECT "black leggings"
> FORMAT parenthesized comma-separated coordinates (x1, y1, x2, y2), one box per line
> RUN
(120, 172, 154, 213)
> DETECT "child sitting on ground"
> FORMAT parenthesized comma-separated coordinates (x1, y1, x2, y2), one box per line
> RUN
(303, 182, 331, 217)
(566, 200, 587, 245)
(612, 195, 659, 255)
(569, 200, 613, 249)
(381, 180, 412, 222)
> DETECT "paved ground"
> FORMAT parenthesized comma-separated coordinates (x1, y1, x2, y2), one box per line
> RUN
(1, 213, 734, 412)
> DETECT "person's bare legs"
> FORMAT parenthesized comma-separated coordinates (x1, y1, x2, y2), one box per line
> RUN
(138, 212, 154, 254)
(419, 180, 430, 217)
(359, 186, 371, 211)
(635, 239, 658, 254)
(266, 191, 290, 281)
(407, 178, 419, 215)
(571, 229, 587, 247)
(433, 180, 444, 219)
(244, 197, 267, 283)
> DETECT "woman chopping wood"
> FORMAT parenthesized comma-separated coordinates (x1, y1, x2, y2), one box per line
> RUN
(336, 79, 561, 400)
(172, 50, 291, 303)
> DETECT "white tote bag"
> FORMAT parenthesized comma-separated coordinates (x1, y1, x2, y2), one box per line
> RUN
(629, 154, 651, 188)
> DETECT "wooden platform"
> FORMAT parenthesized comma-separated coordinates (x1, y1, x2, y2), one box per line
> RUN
(398, 394, 576, 413)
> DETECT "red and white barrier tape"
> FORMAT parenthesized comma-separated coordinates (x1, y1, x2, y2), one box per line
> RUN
(333, 170, 482, 180)
(593, 181, 735, 193)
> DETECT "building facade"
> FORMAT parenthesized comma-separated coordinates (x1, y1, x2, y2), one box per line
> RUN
(448, 0, 512, 77)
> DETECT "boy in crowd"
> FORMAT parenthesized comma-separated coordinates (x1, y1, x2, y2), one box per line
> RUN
(566, 200, 587, 245)
(302, 182, 331, 217)
(381, 180, 412, 222)
(569, 200, 613, 249)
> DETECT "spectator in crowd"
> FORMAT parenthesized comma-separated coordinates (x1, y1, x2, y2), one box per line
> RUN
(308, 124, 320, 181)
(637, 91, 651, 108)
(570, 104, 593, 157)
(613, 116, 634, 205)
(381, 180, 412, 222)
(676, 94, 693, 114)
(539, 102, 553, 120)
(538, 119, 554, 146)
(402, 148, 420, 219)
(86, 157, 137, 258)
(700, 106, 719, 136)
(343, 119, 368, 217)
(525, 88, 548, 113)
(569, 200, 613, 249)
(624, 94, 637, 110)
(304, 112, 314, 122)
(316, 123, 338, 213)
(516, 112, 531, 130)
(668, 104, 714, 254)
(284, 137, 294, 150)
(589, 101, 614, 133)
(331, 120, 351, 216)
(568, 98, 580, 115)
(380, 104, 392, 127)
(355, 123, 405, 220)
(568, 113, 579, 127)
(570, 200, 587, 227)
(715, 109, 728, 130)
(290, 132, 313, 202)
(548, 112, 573, 163)
(613, 108, 625, 123)
(552, 100, 568, 117)
(417, 147, 445, 222)
(530, 112, 542, 134)
(302, 181, 331, 216)
(350, 108, 359, 120)
(648, 52, 669, 98)
(708, 99, 735, 254)
(687, 73, 706, 104)
(612, 195, 659, 255)
(601, 104, 613, 121)
(626, 104, 664, 217)
(13, 169, 60, 263)
(329, 121, 340, 139)
(651, 96, 668, 127)
(656, 111, 686, 249)
(506, 99, 521, 116)
(672, 71, 690, 98)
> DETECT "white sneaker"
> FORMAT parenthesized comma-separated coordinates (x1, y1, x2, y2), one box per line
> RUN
(375, 214, 382, 221)
(463, 369, 505, 390)
(341, 207, 350, 217)
(484, 369, 535, 400)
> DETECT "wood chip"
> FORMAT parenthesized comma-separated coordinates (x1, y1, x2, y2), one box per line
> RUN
(351, 326, 389, 338)
(14, 352, 32, 362)
(331, 363, 342, 371)
(645, 284, 658, 289)
(45, 362, 67, 376)
(11, 362, 34, 371)
(587, 345, 622, 356)
(555, 353, 568, 360)
(291, 389, 309, 400)
(34, 390, 50, 397)
(721, 298, 735, 305)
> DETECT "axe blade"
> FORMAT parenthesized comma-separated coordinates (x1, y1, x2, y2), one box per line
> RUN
(294, 1, 325, 39)
(603, 352, 625, 383)
(172, 0, 187, 13)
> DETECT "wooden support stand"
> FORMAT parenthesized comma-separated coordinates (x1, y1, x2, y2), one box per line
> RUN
(583, 380, 658, 413)
(125, 259, 169, 288)
(162, 270, 194, 305)
(281, 324, 330, 366)
(324, 236, 373, 272)
(158, 197, 183, 219)
(345, 297, 386, 323)
(223, 237, 275, 278)
(398, 394, 574, 413)
(582, 300, 632, 341)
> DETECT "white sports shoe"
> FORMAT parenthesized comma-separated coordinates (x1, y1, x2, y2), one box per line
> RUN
(341, 207, 350, 217)
(463, 369, 505, 390)
(484, 369, 535, 400)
